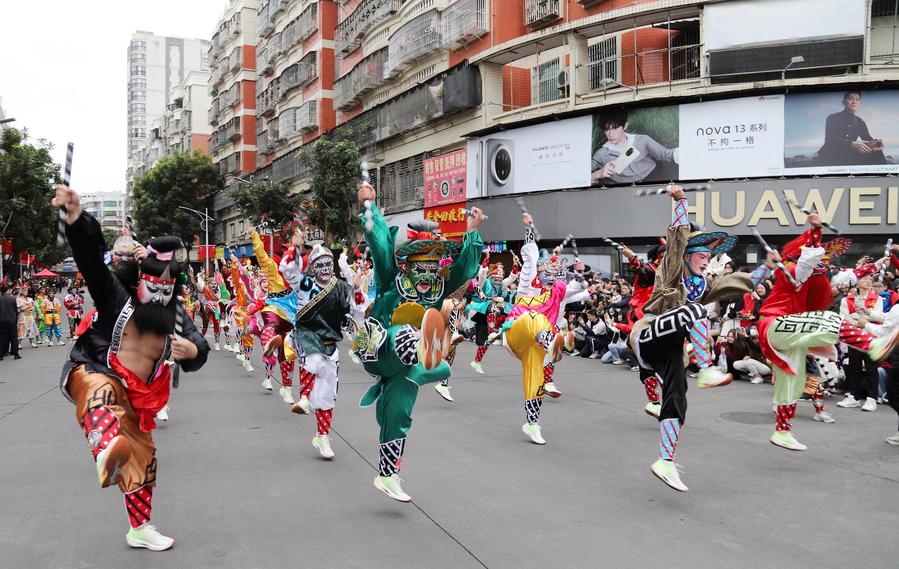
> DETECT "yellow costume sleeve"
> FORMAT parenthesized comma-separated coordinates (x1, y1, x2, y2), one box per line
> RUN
(251, 231, 286, 294)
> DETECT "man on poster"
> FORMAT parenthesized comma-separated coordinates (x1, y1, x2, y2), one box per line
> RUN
(817, 91, 887, 166)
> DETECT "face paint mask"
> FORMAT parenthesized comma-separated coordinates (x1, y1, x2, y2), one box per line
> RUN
(312, 257, 334, 282)
(397, 260, 445, 304)
(137, 273, 175, 305)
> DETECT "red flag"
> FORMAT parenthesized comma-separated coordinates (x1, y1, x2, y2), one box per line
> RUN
(19, 251, 29, 264)
(1, 239, 11, 254)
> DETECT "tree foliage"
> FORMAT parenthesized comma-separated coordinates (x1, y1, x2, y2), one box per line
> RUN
(0, 127, 69, 266)
(131, 151, 222, 245)
(298, 137, 362, 244)
(231, 180, 303, 239)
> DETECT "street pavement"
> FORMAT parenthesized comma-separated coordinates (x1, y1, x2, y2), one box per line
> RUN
(2, 330, 899, 569)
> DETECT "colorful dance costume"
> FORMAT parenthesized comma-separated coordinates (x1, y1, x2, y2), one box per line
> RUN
(503, 222, 586, 444)
(287, 244, 362, 459)
(251, 230, 300, 404)
(60, 212, 208, 551)
(352, 204, 482, 502)
(633, 196, 757, 492)
(759, 229, 899, 450)
(64, 289, 85, 338)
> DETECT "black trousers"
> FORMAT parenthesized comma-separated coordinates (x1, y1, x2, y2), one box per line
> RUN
(0, 321, 19, 357)
(847, 350, 878, 401)
(636, 304, 706, 425)
(471, 312, 489, 346)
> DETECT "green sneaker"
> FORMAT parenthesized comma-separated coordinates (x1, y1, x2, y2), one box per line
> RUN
(522, 422, 546, 445)
(770, 430, 807, 451)
(126, 524, 174, 551)
(697, 367, 733, 389)
(312, 435, 335, 459)
(650, 458, 688, 492)
(644, 402, 661, 419)
(373, 475, 412, 502)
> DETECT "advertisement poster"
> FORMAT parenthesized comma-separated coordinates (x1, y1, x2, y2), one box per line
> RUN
(424, 149, 467, 207)
(678, 95, 785, 180)
(467, 115, 592, 198)
(591, 105, 679, 185)
(784, 90, 899, 175)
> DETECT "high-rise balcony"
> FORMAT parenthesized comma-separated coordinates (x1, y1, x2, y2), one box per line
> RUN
(524, 0, 561, 27)
(386, 9, 442, 76)
(334, 48, 387, 110)
(278, 52, 318, 99)
(442, 0, 488, 48)
(335, 0, 403, 55)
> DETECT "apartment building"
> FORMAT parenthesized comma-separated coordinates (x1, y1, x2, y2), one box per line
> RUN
(208, 0, 261, 184)
(129, 71, 214, 182)
(210, 0, 899, 265)
(126, 31, 211, 192)
(81, 192, 128, 234)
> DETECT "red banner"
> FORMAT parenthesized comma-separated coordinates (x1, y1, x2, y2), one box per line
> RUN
(424, 203, 467, 240)
(196, 245, 217, 261)
(19, 251, 29, 264)
(259, 235, 283, 256)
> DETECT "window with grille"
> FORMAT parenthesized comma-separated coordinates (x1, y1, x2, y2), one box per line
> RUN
(531, 58, 562, 104)
(379, 155, 424, 211)
(587, 37, 618, 90)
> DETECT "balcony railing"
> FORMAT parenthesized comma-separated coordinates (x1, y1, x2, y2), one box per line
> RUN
(278, 52, 318, 99)
(296, 99, 319, 133)
(387, 9, 442, 76)
(257, 83, 279, 116)
(208, 98, 220, 125)
(256, 46, 270, 74)
(219, 152, 241, 175)
(524, 0, 561, 27)
(442, 0, 488, 48)
(334, 47, 388, 110)
(335, 0, 403, 55)
(229, 48, 242, 72)
(267, 120, 281, 145)
(297, 2, 319, 43)
(257, 3, 272, 37)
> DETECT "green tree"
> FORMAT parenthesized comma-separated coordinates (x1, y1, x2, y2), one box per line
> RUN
(298, 136, 362, 244)
(131, 151, 222, 245)
(102, 228, 122, 249)
(0, 127, 68, 268)
(231, 180, 303, 239)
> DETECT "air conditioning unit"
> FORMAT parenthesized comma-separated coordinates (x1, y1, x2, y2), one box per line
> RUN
(557, 68, 570, 92)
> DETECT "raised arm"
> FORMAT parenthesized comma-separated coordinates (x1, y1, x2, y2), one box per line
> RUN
(358, 182, 398, 295)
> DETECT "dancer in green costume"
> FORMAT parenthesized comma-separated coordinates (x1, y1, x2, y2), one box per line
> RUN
(353, 182, 485, 502)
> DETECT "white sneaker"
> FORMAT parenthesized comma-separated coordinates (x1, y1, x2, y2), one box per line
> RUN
(241, 357, 254, 373)
(522, 422, 546, 445)
(56, 340, 66, 346)
(588, 352, 600, 359)
(750, 376, 764, 384)
(543, 381, 562, 398)
(434, 383, 453, 402)
(813, 411, 835, 423)
(836, 394, 860, 408)
(312, 435, 335, 459)
(223, 343, 234, 352)
(348, 349, 361, 364)
(373, 474, 412, 503)
(214, 342, 220, 351)
(291, 395, 311, 415)
(279, 386, 295, 404)
(885, 433, 899, 446)
(612, 359, 625, 365)
(236, 353, 246, 362)
(155, 405, 169, 422)
(261, 377, 273, 391)
(861, 397, 878, 412)
(126, 523, 175, 551)
(470, 361, 484, 375)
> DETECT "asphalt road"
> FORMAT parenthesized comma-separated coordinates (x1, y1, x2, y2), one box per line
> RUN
(2, 329, 898, 569)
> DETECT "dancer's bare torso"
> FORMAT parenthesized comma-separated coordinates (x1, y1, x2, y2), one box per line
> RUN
(120, 319, 166, 383)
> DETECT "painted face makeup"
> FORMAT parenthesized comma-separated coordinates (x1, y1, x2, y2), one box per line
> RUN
(137, 273, 175, 305)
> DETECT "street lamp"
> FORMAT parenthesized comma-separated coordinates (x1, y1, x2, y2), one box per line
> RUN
(782, 55, 805, 81)
(0, 117, 15, 126)
(178, 205, 214, 275)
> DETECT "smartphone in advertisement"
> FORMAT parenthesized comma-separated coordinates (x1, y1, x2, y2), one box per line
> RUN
(612, 146, 640, 174)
